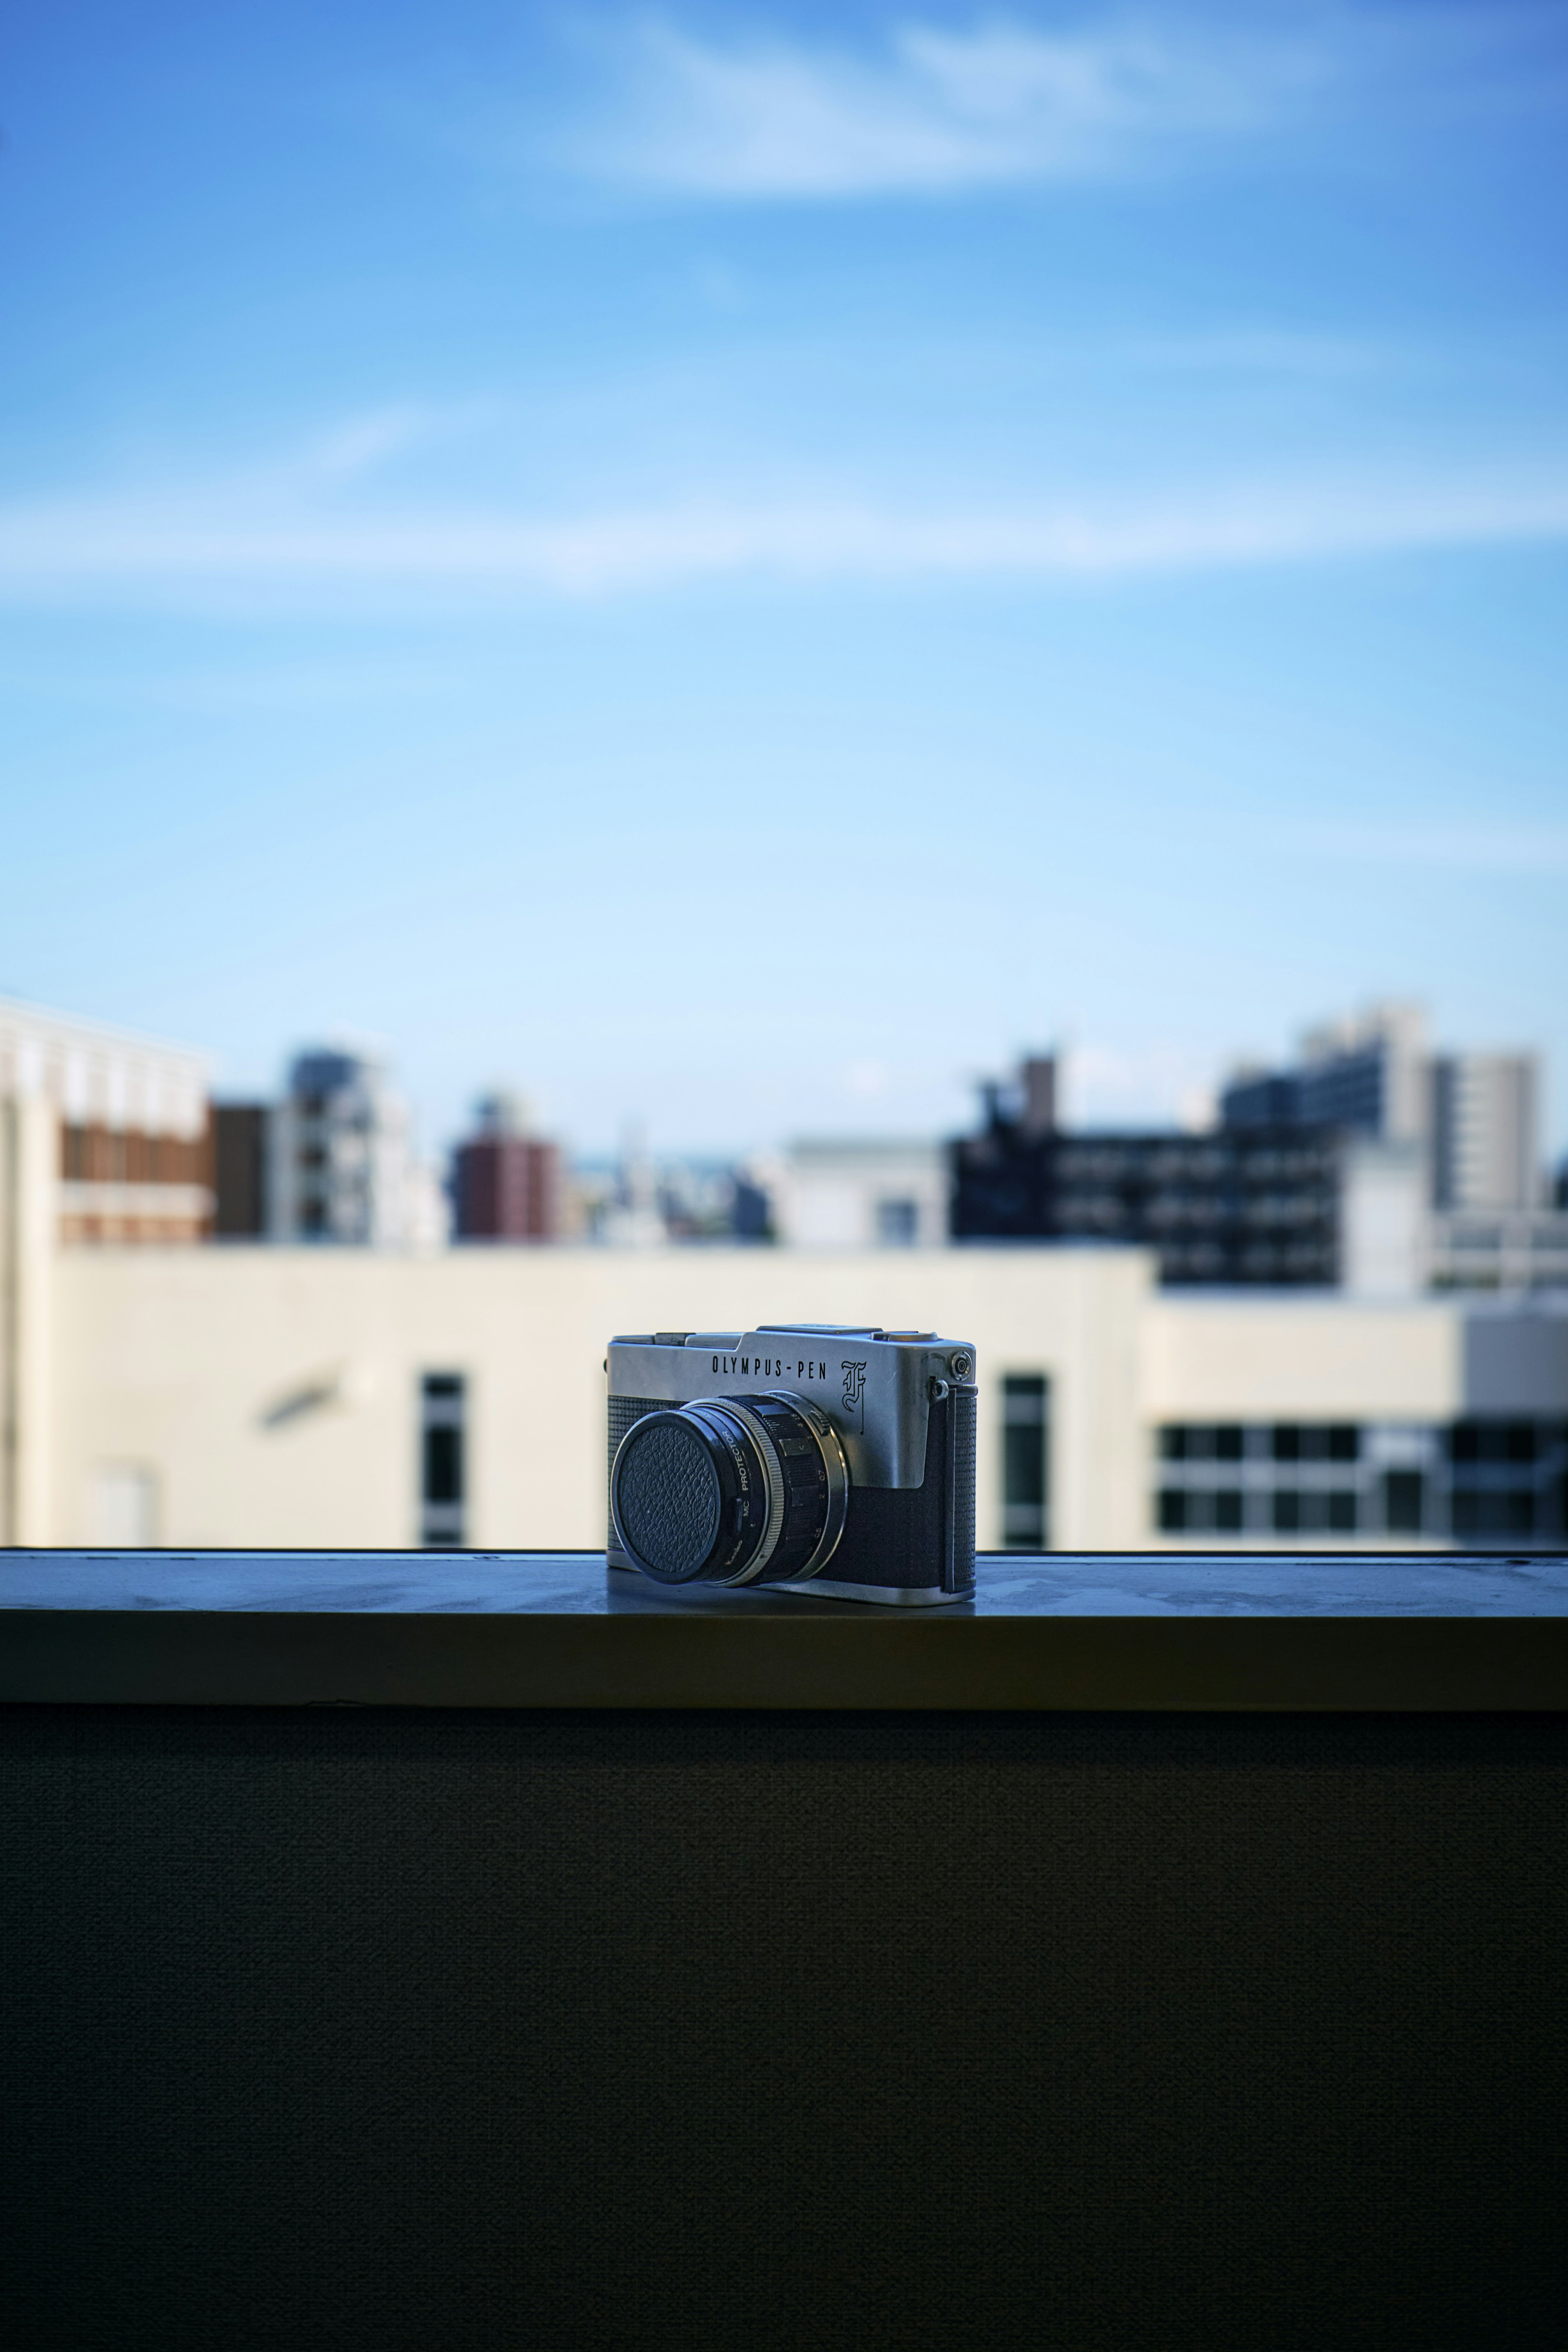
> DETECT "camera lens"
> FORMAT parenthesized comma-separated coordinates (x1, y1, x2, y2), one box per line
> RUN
(611, 1393, 847, 1586)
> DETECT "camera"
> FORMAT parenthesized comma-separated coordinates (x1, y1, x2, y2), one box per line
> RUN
(606, 1325, 976, 1604)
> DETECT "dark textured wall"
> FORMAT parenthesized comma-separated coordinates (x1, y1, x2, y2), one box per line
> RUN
(3, 1706, 1566, 2352)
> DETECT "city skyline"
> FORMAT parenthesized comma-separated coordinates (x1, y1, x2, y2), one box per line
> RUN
(3, 2, 1566, 1154)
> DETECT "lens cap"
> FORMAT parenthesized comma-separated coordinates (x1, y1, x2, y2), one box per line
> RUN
(613, 1414, 724, 1581)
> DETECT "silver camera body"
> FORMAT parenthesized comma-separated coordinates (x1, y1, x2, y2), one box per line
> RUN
(606, 1325, 976, 1605)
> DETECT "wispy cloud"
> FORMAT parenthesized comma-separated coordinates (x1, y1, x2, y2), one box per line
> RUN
(2, 447, 1568, 605)
(555, 13, 1318, 197)
(1288, 820, 1568, 875)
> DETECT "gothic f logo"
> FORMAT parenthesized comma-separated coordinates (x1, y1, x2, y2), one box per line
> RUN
(841, 1360, 867, 1421)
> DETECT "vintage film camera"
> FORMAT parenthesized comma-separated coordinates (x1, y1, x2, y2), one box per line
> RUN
(606, 1325, 976, 1604)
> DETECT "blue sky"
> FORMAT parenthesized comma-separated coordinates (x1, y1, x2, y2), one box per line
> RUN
(2, 1, 1566, 1159)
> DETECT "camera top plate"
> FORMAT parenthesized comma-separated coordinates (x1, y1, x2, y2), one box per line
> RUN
(607, 1325, 975, 1491)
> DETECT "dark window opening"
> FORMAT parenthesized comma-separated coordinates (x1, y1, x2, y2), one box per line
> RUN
(1383, 1470, 1425, 1535)
(423, 1427, 461, 1505)
(421, 1372, 466, 1547)
(1002, 1375, 1049, 1549)
(875, 1198, 920, 1246)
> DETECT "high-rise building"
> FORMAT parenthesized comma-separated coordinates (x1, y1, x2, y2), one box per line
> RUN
(268, 1047, 430, 1247)
(1223, 1008, 1544, 1212)
(1224, 1004, 1430, 1144)
(452, 1092, 563, 1242)
(952, 1094, 1346, 1285)
(1430, 1053, 1539, 1212)
(953, 1045, 1432, 1294)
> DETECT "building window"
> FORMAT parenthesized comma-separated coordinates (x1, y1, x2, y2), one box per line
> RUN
(1382, 1470, 1425, 1534)
(1001, 1374, 1049, 1549)
(1157, 1418, 1568, 1545)
(875, 1197, 920, 1246)
(1157, 1421, 1369, 1540)
(420, 1373, 466, 1546)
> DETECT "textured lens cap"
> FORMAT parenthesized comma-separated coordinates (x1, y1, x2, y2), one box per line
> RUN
(615, 1414, 723, 1580)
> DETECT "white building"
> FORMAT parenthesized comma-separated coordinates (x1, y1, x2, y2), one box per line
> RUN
(772, 1139, 948, 1250)
(0, 994, 212, 1249)
(0, 997, 213, 1545)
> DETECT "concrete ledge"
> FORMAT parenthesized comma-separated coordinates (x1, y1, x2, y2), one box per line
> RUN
(2, 1549, 1566, 1709)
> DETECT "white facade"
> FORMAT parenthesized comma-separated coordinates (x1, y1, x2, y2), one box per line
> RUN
(1431, 1052, 1540, 1212)
(0, 995, 213, 1248)
(36, 1240, 1147, 1553)
(0, 995, 209, 1141)
(773, 1139, 948, 1250)
(1339, 1140, 1429, 1298)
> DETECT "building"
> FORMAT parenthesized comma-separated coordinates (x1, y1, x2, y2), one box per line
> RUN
(772, 1139, 948, 1250)
(950, 1056, 1432, 1292)
(0, 995, 212, 1249)
(1223, 1004, 1431, 1142)
(1, 996, 212, 1544)
(1430, 1052, 1539, 1212)
(267, 1047, 440, 1248)
(954, 1111, 1338, 1284)
(1223, 1010, 1559, 1293)
(1225, 1007, 1544, 1213)
(452, 1092, 563, 1243)
(962, 1024, 1560, 1297)
(1428, 1209, 1568, 1294)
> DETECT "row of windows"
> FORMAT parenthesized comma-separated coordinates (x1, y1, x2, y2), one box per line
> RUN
(60, 1123, 207, 1186)
(1154, 1421, 1568, 1543)
(1053, 1195, 1331, 1229)
(1450, 1420, 1567, 1466)
(1160, 1482, 1562, 1539)
(1160, 1489, 1363, 1535)
(1163, 1423, 1361, 1463)
(1051, 1150, 1334, 1183)
(1163, 1419, 1568, 1470)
